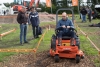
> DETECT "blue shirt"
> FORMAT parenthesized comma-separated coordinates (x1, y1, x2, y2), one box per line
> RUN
(57, 19, 74, 32)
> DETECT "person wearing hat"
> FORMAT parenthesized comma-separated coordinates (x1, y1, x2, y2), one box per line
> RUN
(29, 7, 40, 38)
(17, 6, 28, 45)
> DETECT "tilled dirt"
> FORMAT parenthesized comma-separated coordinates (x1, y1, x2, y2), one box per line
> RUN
(0, 12, 56, 24)
(0, 51, 95, 67)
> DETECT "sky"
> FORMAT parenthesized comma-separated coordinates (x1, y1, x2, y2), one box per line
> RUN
(0, 0, 46, 3)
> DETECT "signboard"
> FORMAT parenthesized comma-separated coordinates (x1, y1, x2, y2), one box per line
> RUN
(72, 0, 78, 6)
(46, 0, 51, 7)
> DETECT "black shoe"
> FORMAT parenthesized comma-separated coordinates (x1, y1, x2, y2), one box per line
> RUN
(36, 36, 39, 38)
(35, 36, 39, 38)
(20, 43, 23, 46)
(24, 41, 28, 43)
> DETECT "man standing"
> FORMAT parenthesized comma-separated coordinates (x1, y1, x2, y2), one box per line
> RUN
(29, 7, 40, 38)
(81, 7, 87, 22)
(79, 7, 82, 19)
(17, 6, 28, 45)
(88, 7, 92, 22)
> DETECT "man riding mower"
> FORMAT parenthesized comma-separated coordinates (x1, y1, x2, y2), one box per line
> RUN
(57, 12, 75, 46)
(49, 8, 84, 63)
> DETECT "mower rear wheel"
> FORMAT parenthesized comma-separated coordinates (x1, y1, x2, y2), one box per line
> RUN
(51, 35, 56, 49)
(54, 55, 59, 62)
(76, 55, 80, 63)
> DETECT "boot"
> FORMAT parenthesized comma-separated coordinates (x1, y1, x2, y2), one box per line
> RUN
(70, 38, 75, 46)
(58, 38, 62, 46)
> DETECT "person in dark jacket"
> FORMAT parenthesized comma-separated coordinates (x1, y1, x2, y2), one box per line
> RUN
(17, 6, 28, 45)
(29, 7, 40, 38)
(57, 12, 74, 46)
(81, 7, 87, 22)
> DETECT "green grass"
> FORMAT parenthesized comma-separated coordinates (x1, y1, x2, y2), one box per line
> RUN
(37, 29, 55, 52)
(0, 52, 16, 62)
(79, 35, 100, 67)
(76, 15, 100, 66)
(80, 35, 98, 55)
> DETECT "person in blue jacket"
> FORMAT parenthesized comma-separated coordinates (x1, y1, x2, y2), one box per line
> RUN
(29, 7, 40, 38)
(57, 12, 74, 46)
(87, 7, 92, 22)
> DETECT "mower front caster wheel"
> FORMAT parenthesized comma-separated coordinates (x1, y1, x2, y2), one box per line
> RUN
(54, 55, 60, 62)
(76, 55, 80, 63)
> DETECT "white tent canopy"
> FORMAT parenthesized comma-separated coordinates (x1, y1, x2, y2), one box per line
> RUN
(0, 3, 8, 15)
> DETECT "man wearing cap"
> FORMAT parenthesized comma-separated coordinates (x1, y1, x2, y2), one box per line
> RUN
(17, 6, 28, 45)
(29, 7, 40, 38)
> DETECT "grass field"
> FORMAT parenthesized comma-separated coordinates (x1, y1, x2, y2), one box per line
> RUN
(75, 16, 100, 66)
(0, 22, 56, 61)
(0, 16, 100, 66)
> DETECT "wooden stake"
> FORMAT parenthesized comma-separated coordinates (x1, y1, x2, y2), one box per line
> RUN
(0, 28, 16, 40)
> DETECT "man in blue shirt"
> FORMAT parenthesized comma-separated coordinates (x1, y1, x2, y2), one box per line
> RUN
(29, 7, 40, 38)
(57, 12, 74, 46)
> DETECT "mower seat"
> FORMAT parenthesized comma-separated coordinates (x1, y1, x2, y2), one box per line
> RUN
(62, 36, 71, 40)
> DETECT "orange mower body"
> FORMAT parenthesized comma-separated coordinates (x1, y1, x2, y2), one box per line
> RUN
(49, 35, 84, 63)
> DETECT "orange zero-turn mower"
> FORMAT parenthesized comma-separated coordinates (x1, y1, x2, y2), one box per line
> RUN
(49, 8, 84, 63)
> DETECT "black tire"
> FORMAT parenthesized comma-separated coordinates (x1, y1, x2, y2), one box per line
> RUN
(76, 55, 80, 63)
(54, 55, 60, 62)
(81, 55, 84, 59)
(51, 34, 56, 49)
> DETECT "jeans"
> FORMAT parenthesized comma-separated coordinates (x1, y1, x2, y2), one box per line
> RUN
(88, 14, 92, 22)
(82, 15, 86, 22)
(20, 24, 27, 43)
(80, 13, 82, 19)
(32, 25, 39, 37)
(58, 31, 74, 38)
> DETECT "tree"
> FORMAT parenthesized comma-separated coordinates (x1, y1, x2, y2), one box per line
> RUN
(38, 2, 46, 12)
(4, 3, 10, 7)
(10, 2, 16, 7)
(4, 2, 16, 7)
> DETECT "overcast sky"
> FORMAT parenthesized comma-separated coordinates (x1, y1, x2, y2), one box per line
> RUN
(0, 0, 46, 3)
